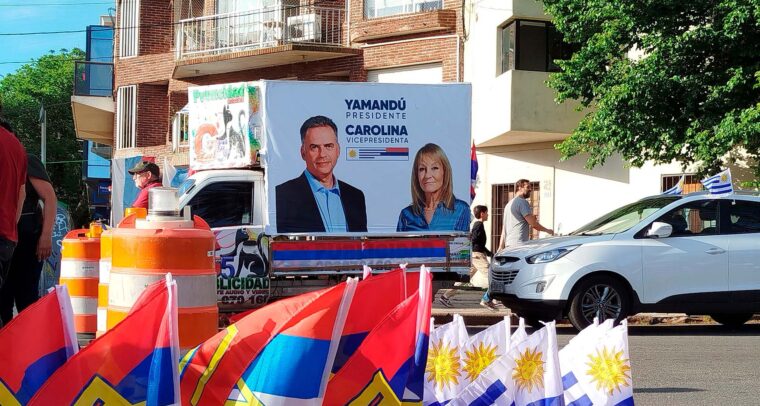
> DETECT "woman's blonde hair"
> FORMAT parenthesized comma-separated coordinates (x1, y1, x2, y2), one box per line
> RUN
(410, 143, 455, 216)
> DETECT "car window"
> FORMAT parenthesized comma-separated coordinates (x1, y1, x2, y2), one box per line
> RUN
(571, 196, 679, 235)
(728, 200, 760, 234)
(656, 200, 718, 237)
(188, 181, 253, 228)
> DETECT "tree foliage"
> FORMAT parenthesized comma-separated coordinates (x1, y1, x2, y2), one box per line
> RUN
(0, 49, 91, 225)
(543, 0, 760, 177)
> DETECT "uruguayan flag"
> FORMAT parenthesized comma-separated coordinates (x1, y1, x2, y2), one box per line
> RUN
(559, 320, 634, 406)
(511, 317, 528, 348)
(503, 321, 563, 406)
(424, 314, 470, 404)
(701, 169, 733, 195)
(459, 316, 511, 388)
(663, 175, 685, 195)
(560, 319, 614, 405)
(451, 357, 515, 406)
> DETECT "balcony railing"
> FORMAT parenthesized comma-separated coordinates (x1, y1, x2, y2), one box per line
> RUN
(176, 5, 344, 59)
(74, 61, 114, 97)
(364, 0, 442, 19)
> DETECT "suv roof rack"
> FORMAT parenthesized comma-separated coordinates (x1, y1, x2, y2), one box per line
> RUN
(684, 190, 760, 197)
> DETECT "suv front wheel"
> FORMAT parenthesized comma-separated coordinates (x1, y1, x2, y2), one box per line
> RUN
(710, 313, 753, 328)
(568, 275, 630, 331)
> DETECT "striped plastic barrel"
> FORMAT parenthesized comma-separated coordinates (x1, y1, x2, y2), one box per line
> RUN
(60, 228, 101, 334)
(96, 229, 111, 337)
(107, 215, 217, 349)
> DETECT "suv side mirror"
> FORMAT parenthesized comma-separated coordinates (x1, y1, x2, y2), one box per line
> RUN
(647, 222, 673, 238)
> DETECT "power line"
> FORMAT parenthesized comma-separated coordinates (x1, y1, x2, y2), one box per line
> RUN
(0, 2, 112, 6)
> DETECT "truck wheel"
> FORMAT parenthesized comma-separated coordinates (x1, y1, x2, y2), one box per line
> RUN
(568, 275, 630, 331)
(710, 313, 753, 328)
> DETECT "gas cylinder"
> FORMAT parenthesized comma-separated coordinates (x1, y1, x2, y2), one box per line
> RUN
(108, 188, 218, 349)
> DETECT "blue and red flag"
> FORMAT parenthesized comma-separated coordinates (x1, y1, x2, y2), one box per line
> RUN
(470, 141, 478, 200)
(324, 267, 432, 405)
(0, 285, 78, 405)
(332, 269, 408, 374)
(28, 275, 180, 405)
(179, 278, 358, 405)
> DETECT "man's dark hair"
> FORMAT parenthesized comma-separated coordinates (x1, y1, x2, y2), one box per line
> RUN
(300, 115, 337, 143)
(0, 116, 12, 133)
(515, 179, 530, 189)
(473, 205, 488, 219)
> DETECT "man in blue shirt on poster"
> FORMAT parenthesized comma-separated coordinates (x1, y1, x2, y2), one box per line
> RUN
(275, 116, 367, 233)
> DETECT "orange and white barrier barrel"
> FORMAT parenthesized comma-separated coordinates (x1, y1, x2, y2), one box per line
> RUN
(96, 229, 111, 337)
(108, 188, 218, 349)
(60, 225, 102, 334)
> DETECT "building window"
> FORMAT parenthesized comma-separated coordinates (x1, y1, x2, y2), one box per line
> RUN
(364, 0, 442, 19)
(499, 19, 576, 74)
(491, 181, 540, 252)
(172, 110, 189, 151)
(119, 0, 139, 57)
(116, 85, 136, 149)
(661, 174, 702, 194)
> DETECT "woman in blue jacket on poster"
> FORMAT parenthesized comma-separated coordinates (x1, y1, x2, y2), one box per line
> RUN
(397, 143, 470, 232)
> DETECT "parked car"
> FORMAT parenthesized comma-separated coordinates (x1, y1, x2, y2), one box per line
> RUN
(489, 191, 760, 330)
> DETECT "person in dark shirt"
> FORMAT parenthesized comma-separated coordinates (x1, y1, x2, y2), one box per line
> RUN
(0, 118, 27, 328)
(439, 205, 502, 309)
(0, 153, 56, 324)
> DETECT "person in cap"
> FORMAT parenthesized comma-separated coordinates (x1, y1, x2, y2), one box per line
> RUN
(128, 161, 162, 209)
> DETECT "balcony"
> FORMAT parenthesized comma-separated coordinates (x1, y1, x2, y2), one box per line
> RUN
(472, 70, 585, 147)
(174, 5, 358, 78)
(71, 61, 115, 146)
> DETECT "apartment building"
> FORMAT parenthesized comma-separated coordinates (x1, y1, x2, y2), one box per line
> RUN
(108, 0, 465, 171)
(465, 0, 752, 250)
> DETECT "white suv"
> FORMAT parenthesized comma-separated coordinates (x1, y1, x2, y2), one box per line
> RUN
(489, 192, 760, 331)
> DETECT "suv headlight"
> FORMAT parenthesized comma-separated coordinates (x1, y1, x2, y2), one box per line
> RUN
(525, 245, 580, 264)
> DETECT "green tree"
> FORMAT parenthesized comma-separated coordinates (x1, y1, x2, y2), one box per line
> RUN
(543, 0, 760, 177)
(0, 49, 91, 226)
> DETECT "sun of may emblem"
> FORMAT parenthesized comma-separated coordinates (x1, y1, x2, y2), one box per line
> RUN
(348, 149, 358, 158)
(426, 341, 462, 389)
(463, 342, 498, 381)
(512, 347, 545, 392)
(586, 346, 632, 395)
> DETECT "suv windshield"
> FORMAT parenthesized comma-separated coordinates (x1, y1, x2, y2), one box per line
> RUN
(570, 196, 680, 235)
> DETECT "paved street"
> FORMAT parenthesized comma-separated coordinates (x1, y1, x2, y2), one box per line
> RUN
(438, 288, 760, 405)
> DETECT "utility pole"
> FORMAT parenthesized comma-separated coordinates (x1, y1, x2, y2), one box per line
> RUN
(39, 104, 47, 165)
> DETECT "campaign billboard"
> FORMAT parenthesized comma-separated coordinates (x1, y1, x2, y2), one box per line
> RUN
(262, 80, 472, 235)
(188, 82, 263, 170)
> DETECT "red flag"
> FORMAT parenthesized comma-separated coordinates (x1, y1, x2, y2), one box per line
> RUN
(324, 267, 432, 404)
(179, 278, 358, 405)
(0, 286, 77, 405)
(28, 276, 180, 405)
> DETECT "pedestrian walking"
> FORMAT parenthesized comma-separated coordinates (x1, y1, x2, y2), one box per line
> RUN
(0, 153, 57, 325)
(439, 205, 501, 310)
(0, 117, 28, 328)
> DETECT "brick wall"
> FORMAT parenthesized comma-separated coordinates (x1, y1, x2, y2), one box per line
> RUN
(113, 0, 464, 161)
(136, 83, 169, 148)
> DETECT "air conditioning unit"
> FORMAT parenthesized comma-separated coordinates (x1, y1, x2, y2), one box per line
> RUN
(287, 13, 321, 42)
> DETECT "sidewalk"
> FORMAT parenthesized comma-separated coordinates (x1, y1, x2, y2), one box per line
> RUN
(432, 288, 719, 326)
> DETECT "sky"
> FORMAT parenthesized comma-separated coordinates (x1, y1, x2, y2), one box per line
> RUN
(0, 0, 113, 78)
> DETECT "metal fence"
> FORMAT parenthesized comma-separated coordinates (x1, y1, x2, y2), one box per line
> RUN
(176, 5, 344, 59)
(364, 0, 442, 19)
(74, 61, 114, 97)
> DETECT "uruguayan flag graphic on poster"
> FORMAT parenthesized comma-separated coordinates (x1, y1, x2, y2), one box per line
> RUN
(701, 169, 733, 195)
(663, 175, 685, 195)
(424, 314, 470, 404)
(561, 320, 634, 406)
(503, 321, 563, 406)
(459, 316, 511, 389)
